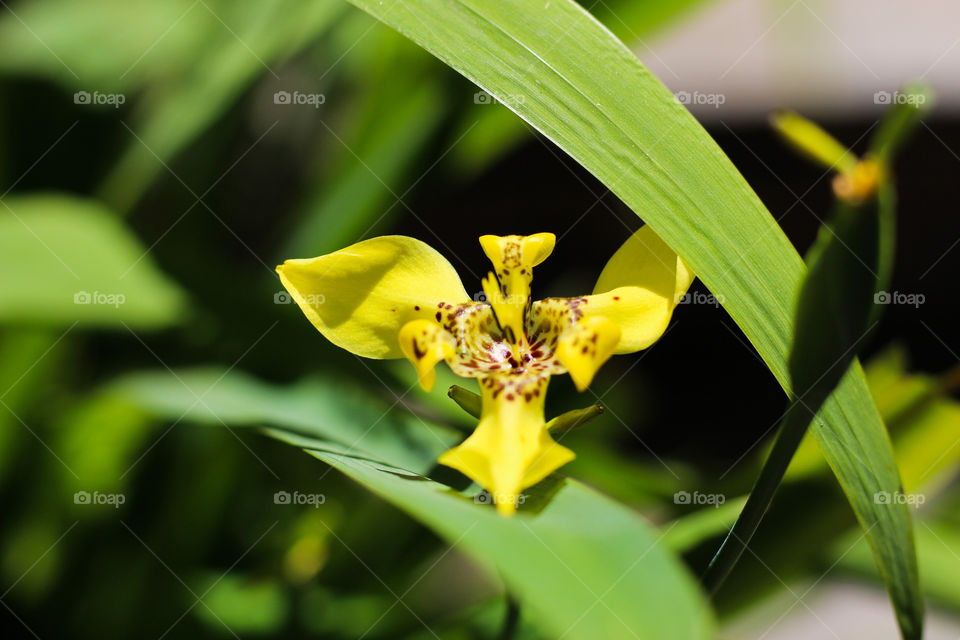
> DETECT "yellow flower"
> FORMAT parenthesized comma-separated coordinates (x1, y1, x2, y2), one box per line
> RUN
(277, 227, 693, 516)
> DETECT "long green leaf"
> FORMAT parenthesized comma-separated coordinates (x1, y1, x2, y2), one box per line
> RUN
(111, 367, 458, 474)
(293, 448, 714, 640)
(116, 367, 714, 639)
(340, 0, 920, 636)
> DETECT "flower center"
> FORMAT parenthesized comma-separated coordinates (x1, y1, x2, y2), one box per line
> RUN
(398, 232, 620, 394)
(424, 301, 561, 378)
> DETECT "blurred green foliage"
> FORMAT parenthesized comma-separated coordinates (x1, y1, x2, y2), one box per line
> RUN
(0, 0, 955, 638)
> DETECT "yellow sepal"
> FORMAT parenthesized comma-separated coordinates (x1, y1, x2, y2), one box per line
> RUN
(587, 225, 694, 353)
(438, 374, 573, 516)
(276, 236, 469, 359)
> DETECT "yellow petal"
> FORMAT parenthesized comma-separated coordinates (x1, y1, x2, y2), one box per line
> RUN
(478, 233, 555, 271)
(555, 315, 621, 391)
(586, 225, 694, 353)
(398, 319, 456, 391)
(478, 233, 555, 345)
(437, 373, 573, 516)
(276, 236, 470, 359)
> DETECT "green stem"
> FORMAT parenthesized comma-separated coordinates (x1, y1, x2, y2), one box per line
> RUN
(701, 399, 814, 595)
(447, 385, 604, 434)
(498, 595, 520, 640)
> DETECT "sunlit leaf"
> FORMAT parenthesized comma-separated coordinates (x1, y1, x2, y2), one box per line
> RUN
(118, 367, 714, 639)
(0, 193, 186, 327)
(339, 0, 920, 635)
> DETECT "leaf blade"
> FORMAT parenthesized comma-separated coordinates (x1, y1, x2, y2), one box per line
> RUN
(341, 0, 921, 635)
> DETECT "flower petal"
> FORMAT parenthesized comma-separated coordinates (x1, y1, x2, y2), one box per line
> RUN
(277, 236, 470, 359)
(399, 319, 456, 391)
(585, 225, 694, 353)
(556, 315, 621, 391)
(437, 373, 573, 516)
(478, 233, 555, 345)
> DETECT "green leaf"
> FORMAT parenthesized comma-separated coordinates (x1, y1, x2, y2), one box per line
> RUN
(110, 367, 459, 474)
(705, 101, 929, 618)
(869, 84, 933, 165)
(340, 0, 920, 636)
(448, 0, 713, 175)
(193, 574, 289, 634)
(0, 193, 186, 328)
(837, 520, 960, 612)
(280, 440, 715, 640)
(117, 367, 713, 638)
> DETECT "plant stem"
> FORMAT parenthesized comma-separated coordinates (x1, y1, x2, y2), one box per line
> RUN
(701, 399, 814, 595)
(498, 595, 520, 640)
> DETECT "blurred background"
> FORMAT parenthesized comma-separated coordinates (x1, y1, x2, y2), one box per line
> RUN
(1, 0, 958, 638)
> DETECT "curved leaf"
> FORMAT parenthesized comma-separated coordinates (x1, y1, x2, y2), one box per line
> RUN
(341, 0, 920, 636)
(117, 367, 714, 639)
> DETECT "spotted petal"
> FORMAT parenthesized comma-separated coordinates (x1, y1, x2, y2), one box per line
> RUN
(277, 236, 470, 359)
(479, 233, 555, 345)
(399, 319, 456, 391)
(438, 373, 573, 516)
(556, 315, 621, 391)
